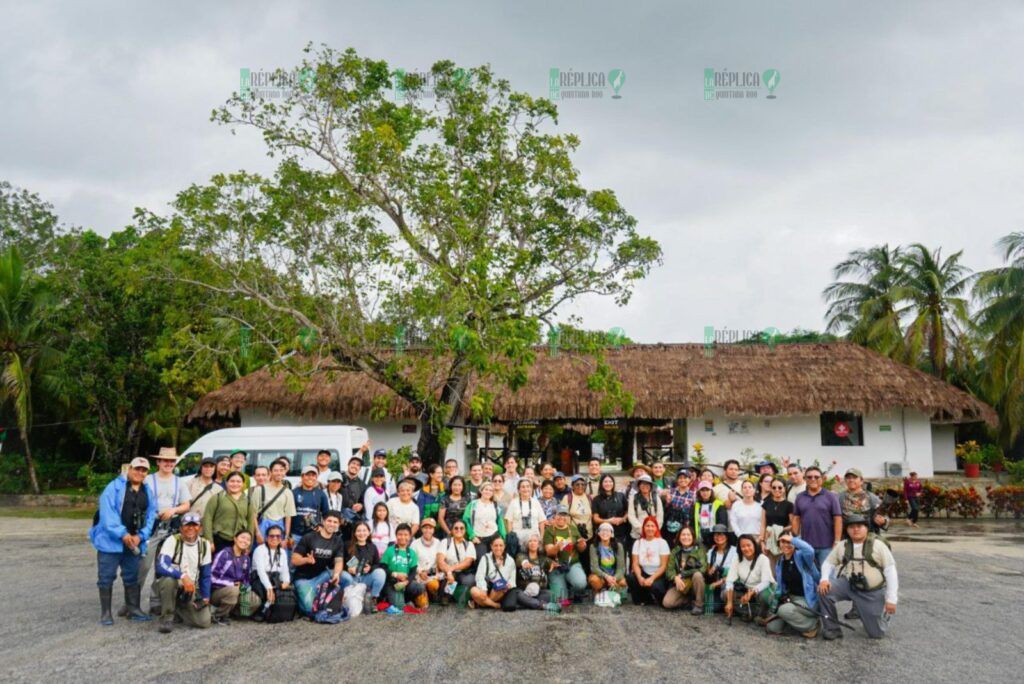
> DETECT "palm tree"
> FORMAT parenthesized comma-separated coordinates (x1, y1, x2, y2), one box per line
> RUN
(972, 232, 1024, 447)
(898, 244, 971, 381)
(0, 248, 58, 494)
(823, 245, 907, 357)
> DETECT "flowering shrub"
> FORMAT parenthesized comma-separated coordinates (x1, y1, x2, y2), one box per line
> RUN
(919, 482, 947, 518)
(944, 486, 984, 518)
(986, 485, 1024, 519)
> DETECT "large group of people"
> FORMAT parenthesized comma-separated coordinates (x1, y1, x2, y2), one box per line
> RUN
(91, 448, 899, 639)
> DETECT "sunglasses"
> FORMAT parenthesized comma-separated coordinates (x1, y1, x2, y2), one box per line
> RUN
(806, 475, 822, 480)
(267, 534, 282, 539)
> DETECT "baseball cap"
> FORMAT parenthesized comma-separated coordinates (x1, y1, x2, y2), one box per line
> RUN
(554, 471, 566, 478)
(348, 455, 365, 465)
(371, 467, 387, 477)
(129, 457, 150, 470)
(301, 465, 319, 476)
(372, 449, 388, 459)
(570, 475, 585, 485)
(844, 468, 863, 479)
(420, 517, 437, 528)
(697, 481, 714, 491)
(409, 453, 422, 462)
(636, 474, 653, 485)
(215, 454, 231, 464)
(181, 512, 202, 526)
(327, 471, 343, 482)
(230, 449, 247, 457)
(555, 504, 570, 515)
(200, 456, 216, 466)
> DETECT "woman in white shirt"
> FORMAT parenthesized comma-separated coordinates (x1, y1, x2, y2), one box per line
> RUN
(505, 479, 545, 553)
(627, 516, 670, 606)
(729, 480, 763, 537)
(470, 536, 517, 610)
(436, 520, 477, 604)
(725, 534, 776, 622)
(250, 523, 291, 617)
(387, 478, 422, 537)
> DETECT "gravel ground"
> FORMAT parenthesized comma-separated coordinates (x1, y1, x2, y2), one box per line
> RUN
(0, 516, 1021, 683)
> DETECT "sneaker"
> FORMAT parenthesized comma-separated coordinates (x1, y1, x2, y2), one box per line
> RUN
(691, 605, 703, 616)
(559, 598, 572, 608)
(376, 601, 391, 612)
(403, 605, 425, 614)
(384, 605, 403, 615)
(544, 602, 562, 613)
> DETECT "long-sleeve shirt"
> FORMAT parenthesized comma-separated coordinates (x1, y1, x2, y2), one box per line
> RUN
(475, 552, 517, 591)
(155, 535, 213, 600)
(729, 500, 763, 537)
(903, 479, 923, 500)
(725, 554, 776, 593)
(627, 491, 664, 539)
(201, 491, 256, 542)
(252, 544, 290, 589)
(210, 547, 251, 589)
(822, 539, 899, 605)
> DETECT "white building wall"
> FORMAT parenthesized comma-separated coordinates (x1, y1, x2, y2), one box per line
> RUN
(239, 410, 470, 470)
(685, 408, 936, 478)
(931, 424, 957, 473)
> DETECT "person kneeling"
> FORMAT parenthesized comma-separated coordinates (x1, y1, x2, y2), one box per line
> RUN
(292, 511, 349, 615)
(765, 532, 821, 638)
(381, 523, 426, 613)
(662, 526, 707, 614)
(154, 512, 213, 633)
(724, 534, 776, 624)
(470, 536, 517, 610)
(818, 515, 898, 640)
(209, 529, 252, 625)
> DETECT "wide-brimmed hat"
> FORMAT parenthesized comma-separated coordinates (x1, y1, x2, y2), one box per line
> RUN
(398, 476, 422, 491)
(711, 524, 730, 535)
(635, 474, 654, 486)
(754, 460, 778, 474)
(153, 447, 181, 464)
(631, 464, 653, 476)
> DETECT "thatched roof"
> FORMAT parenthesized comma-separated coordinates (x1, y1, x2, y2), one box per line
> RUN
(187, 343, 997, 427)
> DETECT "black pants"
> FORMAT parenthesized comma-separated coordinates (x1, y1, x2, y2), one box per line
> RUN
(212, 535, 235, 555)
(475, 533, 500, 561)
(627, 571, 668, 606)
(515, 588, 553, 610)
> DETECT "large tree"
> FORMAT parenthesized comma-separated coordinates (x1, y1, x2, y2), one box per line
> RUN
(822, 245, 907, 358)
(178, 46, 661, 463)
(0, 248, 60, 493)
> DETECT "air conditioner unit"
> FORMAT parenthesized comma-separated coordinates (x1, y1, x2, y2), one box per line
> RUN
(883, 462, 905, 478)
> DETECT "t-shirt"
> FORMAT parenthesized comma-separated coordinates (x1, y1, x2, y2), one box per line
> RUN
(387, 498, 421, 529)
(147, 474, 187, 514)
(371, 521, 394, 556)
(597, 544, 617, 573)
(714, 480, 744, 505)
(781, 557, 804, 597)
(292, 531, 345, 580)
(633, 537, 670, 575)
(542, 524, 581, 565)
(469, 501, 499, 538)
(410, 537, 440, 574)
(763, 498, 794, 528)
(696, 502, 717, 531)
(729, 500, 763, 536)
(250, 482, 296, 522)
(187, 478, 222, 517)
(787, 482, 806, 504)
(158, 535, 212, 582)
(292, 487, 329, 537)
(380, 545, 418, 577)
(440, 538, 476, 566)
(794, 489, 842, 548)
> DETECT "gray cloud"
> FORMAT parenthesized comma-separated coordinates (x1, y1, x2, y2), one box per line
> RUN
(1, 0, 1021, 342)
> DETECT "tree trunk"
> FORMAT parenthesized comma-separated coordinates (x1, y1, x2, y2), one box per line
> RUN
(20, 430, 40, 495)
(416, 413, 446, 467)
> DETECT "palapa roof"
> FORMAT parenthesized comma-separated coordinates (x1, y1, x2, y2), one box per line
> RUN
(187, 343, 997, 427)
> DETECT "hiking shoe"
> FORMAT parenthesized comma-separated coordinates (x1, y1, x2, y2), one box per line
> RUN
(844, 607, 860, 620)
(403, 605, 425, 614)
(158, 618, 174, 634)
(384, 605, 403, 615)
(802, 625, 820, 639)
(691, 605, 703, 616)
(822, 629, 843, 641)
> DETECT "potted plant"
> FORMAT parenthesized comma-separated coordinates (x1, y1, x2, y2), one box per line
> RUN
(982, 444, 1005, 474)
(956, 440, 984, 478)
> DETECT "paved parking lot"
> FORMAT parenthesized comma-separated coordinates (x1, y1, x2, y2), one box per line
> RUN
(0, 516, 1021, 683)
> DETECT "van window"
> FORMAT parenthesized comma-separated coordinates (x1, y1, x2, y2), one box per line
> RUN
(203, 449, 341, 476)
(291, 449, 340, 476)
(177, 452, 203, 477)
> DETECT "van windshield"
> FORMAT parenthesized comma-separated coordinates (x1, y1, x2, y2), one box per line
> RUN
(177, 449, 341, 477)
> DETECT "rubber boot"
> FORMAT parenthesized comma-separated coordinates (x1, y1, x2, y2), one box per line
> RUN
(124, 585, 153, 621)
(99, 587, 114, 626)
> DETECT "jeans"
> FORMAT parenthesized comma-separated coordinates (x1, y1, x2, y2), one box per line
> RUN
(97, 550, 141, 589)
(813, 547, 832, 568)
(294, 570, 351, 614)
(548, 563, 588, 601)
(342, 568, 386, 598)
(908, 498, 920, 524)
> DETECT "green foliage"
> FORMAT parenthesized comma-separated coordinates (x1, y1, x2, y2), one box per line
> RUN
(76, 464, 118, 495)
(0, 455, 30, 494)
(386, 445, 412, 480)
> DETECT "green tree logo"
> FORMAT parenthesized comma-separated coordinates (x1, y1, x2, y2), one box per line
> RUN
(606, 326, 626, 348)
(452, 68, 471, 91)
(761, 326, 780, 350)
(763, 69, 780, 99)
(239, 68, 251, 102)
(609, 69, 625, 99)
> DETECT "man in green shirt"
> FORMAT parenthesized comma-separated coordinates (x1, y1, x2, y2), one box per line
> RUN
(543, 505, 588, 603)
(380, 524, 426, 611)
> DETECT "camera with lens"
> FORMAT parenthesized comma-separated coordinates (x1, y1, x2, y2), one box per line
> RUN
(849, 572, 870, 592)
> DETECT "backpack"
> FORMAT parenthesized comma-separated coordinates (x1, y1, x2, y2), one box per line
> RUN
(311, 580, 349, 624)
(265, 587, 297, 623)
(840, 533, 891, 572)
(168, 534, 209, 570)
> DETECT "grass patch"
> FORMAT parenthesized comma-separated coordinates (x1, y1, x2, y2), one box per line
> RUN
(0, 507, 94, 520)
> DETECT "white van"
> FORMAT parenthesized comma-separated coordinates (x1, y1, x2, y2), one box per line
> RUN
(178, 425, 370, 487)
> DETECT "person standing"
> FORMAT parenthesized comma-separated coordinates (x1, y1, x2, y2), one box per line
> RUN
(584, 457, 604, 497)
(187, 457, 222, 517)
(792, 466, 842, 567)
(591, 474, 629, 547)
(713, 459, 745, 509)
(90, 457, 157, 625)
(728, 480, 763, 537)
(291, 465, 330, 545)
(140, 447, 190, 615)
(361, 449, 397, 495)
(340, 455, 368, 532)
(903, 472, 923, 527)
(838, 468, 889, 533)
(250, 459, 296, 545)
(202, 471, 257, 554)
(785, 463, 806, 503)
(154, 512, 213, 633)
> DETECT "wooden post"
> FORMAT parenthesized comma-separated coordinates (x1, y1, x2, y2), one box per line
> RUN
(621, 422, 635, 471)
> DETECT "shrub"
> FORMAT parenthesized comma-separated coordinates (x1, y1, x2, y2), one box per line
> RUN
(77, 465, 118, 495)
(944, 485, 984, 518)
(0, 455, 30, 494)
(919, 482, 945, 518)
(986, 485, 1024, 519)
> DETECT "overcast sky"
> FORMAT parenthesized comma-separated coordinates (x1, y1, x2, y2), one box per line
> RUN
(2, 0, 1022, 343)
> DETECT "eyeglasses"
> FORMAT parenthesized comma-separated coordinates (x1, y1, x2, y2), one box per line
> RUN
(267, 534, 282, 539)
(771, 485, 786, 490)
(805, 475, 822, 480)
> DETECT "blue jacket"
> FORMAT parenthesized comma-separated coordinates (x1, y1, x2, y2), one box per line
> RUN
(774, 536, 821, 609)
(89, 475, 158, 554)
